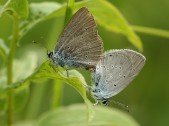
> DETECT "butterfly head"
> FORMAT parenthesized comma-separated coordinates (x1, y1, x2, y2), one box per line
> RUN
(90, 87, 109, 106)
(47, 50, 53, 59)
(47, 50, 65, 67)
(91, 87, 102, 100)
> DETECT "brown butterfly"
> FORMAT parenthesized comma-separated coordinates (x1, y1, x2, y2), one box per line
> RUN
(47, 7, 103, 71)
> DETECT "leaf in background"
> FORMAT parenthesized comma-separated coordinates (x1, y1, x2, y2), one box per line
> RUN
(2, 61, 94, 121)
(75, 0, 143, 51)
(19, 2, 62, 42)
(31, 62, 94, 121)
(0, 0, 28, 19)
(12, 52, 38, 112)
(13, 52, 38, 82)
(20, 0, 143, 52)
(37, 104, 139, 126)
(0, 52, 38, 113)
(13, 84, 29, 112)
(13, 121, 36, 126)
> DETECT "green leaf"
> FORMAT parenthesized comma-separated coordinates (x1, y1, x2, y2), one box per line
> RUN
(19, 2, 62, 42)
(2, 61, 94, 121)
(14, 85, 29, 112)
(37, 104, 139, 126)
(0, 52, 37, 94)
(0, 0, 28, 19)
(13, 52, 38, 82)
(13, 121, 36, 126)
(32, 62, 94, 121)
(75, 0, 143, 51)
(29, 2, 61, 19)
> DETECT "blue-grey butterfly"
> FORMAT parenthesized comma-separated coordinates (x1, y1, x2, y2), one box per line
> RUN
(90, 49, 146, 105)
(47, 7, 103, 71)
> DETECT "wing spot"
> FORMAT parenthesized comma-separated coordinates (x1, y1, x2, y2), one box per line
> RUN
(119, 66, 122, 69)
(101, 65, 105, 68)
(105, 79, 108, 83)
(111, 65, 114, 68)
(123, 75, 126, 78)
(109, 54, 112, 56)
(87, 62, 91, 65)
(106, 68, 109, 71)
(114, 84, 116, 87)
(85, 55, 88, 58)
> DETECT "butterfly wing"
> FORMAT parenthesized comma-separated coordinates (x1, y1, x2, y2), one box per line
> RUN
(55, 7, 103, 69)
(93, 49, 146, 99)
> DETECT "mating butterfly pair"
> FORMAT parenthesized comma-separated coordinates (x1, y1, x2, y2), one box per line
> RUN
(48, 7, 146, 105)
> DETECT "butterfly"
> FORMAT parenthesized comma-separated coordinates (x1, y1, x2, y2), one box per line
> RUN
(90, 49, 146, 105)
(47, 7, 103, 71)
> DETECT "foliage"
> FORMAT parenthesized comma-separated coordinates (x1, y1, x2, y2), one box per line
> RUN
(0, 0, 169, 126)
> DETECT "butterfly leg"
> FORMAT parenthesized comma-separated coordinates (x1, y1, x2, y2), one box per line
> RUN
(102, 99, 108, 106)
(93, 100, 99, 106)
(66, 69, 69, 77)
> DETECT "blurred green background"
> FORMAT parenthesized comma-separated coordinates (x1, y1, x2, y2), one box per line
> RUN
(1, 0, 169, 126)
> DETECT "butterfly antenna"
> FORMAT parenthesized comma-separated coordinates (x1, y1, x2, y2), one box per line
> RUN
(108, 99, 129, 112)
(66, 69, 69, 77)
(32, 39, 52, 52)
(93, 100, 99, 106)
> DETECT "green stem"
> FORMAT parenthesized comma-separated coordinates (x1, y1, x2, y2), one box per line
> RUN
(64, 0, 74, 25)
(132, 25, 169, 39)
(50, 0, 75, 109)
(6, 14, 19, 126)
(51, 80, 62, 109)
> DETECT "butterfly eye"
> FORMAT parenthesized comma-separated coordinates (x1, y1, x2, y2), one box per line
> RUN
(92, 88, 100, 93)
(47, 51, 53, 58)
(102, 65, 105, 68)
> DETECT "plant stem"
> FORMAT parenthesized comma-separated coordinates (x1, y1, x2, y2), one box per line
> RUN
(132, 25, 169, 39)
(64, 0, 74, 25)
(50, 0, 74, 109)
(51, 80, 62, 109)
(6, 14, 19, 126)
